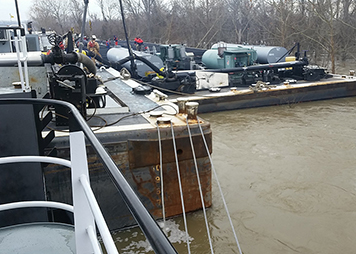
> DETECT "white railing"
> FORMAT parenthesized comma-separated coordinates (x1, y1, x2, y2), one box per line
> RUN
(0, 131, 118, 254)
(11, 27, 31, 92)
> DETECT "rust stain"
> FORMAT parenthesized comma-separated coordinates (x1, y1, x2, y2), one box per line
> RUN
(30, 76, 38, 83)
(130, 165, 161, 215)
(130, 157, 213, 219)
(128, 132, 212, 168)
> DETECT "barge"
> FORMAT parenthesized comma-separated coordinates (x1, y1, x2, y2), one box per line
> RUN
(167, 74, 356, 113)
(103, 41, 356, 113)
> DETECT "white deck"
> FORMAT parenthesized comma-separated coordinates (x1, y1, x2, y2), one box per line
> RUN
(0, 223, 76, 254)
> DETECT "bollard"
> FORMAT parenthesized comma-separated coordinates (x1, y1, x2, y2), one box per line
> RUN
(177, 98, 187, 114)
(186, 102, 199, 119)
(156, 117, 171, 124)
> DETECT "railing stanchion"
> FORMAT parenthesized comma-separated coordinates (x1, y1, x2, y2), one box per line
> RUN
(70, 131, 96, 254)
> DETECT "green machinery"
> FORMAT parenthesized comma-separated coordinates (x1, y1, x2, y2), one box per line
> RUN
(202, 44, 258, 86)
(158, 44, 192, 70)
(202, 45, 257, 69)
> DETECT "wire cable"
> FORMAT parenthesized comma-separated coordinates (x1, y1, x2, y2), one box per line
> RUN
(197, 116, 243, 254)
(156, 123, 166, 232)
(186, 117, 214, 254)
(170, 122, 191, 254)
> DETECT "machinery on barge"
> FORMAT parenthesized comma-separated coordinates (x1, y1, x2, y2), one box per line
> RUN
(101, 39, 330, 95)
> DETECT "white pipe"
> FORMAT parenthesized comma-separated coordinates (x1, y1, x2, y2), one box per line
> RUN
(0, 51, 43, 66)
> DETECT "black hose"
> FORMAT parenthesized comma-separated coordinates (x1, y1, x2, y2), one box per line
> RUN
(111, 54, 167, 77)
(76, 52, 96, 75)
(134, 55, 166, 77)
(42, 52, 96, 75)
(118, 0, 137, 77)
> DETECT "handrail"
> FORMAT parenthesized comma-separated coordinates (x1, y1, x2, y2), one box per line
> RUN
(79, 174, 117, 253)
(0, 98, 177, 254)
(0, 201, 73, 213)
(0, 155, 71, 168)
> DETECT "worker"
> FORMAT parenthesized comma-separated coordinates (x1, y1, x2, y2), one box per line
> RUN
(88, 35, 101, 63)
(134, 37, 143, 51)
(106, 39, 111, 49)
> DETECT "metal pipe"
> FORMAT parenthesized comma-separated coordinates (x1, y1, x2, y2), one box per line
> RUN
(14, 0, 21, 27)
(0, 98, 177, 254)
(205, 59, 308, 74)
(0, 51, 43, 66)
(79, 0, 89, 53)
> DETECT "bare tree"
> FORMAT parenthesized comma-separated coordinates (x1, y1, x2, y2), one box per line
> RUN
(30, 0, 72, 34)
(28, 0, 356, 72)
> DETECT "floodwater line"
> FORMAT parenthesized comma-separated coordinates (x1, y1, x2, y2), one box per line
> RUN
(186, 118, 214, 254)
(197, 116, 243, 254)
(170, 122, 191, 254)
(156, 123, 166, 229)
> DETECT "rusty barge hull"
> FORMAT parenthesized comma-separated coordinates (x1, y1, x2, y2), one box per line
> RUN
(44, 122, 212, 230)
(170, 76, 356, 113)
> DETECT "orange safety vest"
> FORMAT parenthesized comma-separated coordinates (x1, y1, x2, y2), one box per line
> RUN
(135, 38, 143, 44)
(88, 41, 95, 48)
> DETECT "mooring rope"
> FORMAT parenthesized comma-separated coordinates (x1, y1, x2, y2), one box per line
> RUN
(197, 116, 243, 254)
(170, 122, 191, 254)
(186, 118, 214, 254)
(156, 123, 166, 230)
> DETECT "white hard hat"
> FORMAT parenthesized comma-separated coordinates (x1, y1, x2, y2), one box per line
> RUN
(92, 35, 96, 39)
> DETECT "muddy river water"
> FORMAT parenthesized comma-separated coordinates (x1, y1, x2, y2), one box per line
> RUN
(113, 96, 356, 253)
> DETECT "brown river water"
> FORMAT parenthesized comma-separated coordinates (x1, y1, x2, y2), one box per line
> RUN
(112, 96, 356, 253)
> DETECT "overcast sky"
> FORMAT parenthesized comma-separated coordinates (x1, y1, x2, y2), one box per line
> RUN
(1, 0, 100, 22)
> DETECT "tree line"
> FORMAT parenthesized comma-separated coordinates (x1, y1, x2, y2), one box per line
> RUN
(29, 0, 356, 73)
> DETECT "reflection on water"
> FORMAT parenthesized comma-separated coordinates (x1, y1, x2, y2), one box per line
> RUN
(114, 97, 356, 253)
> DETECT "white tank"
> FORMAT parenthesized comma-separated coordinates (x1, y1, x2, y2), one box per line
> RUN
(211, 43, 288, 64)
(107, 47, 164, 77)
